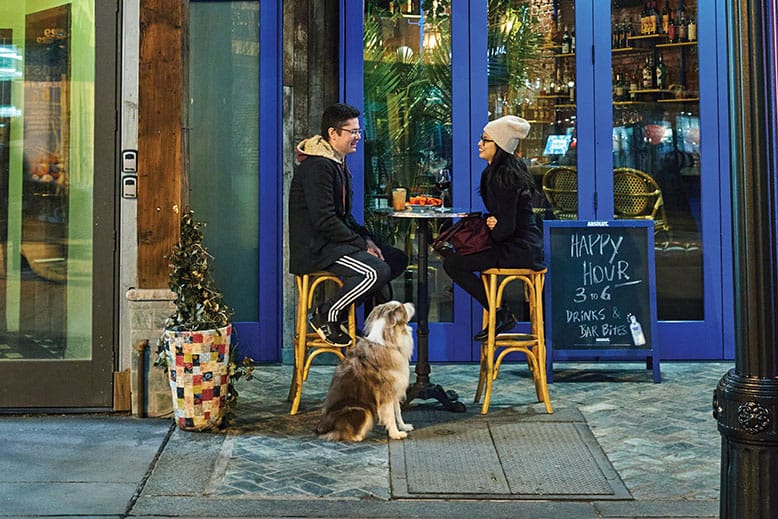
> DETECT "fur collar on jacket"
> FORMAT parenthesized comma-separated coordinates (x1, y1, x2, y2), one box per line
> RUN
(296, 135, 343, 164)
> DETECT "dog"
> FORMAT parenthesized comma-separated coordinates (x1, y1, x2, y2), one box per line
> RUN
(314, 301, 415, 441)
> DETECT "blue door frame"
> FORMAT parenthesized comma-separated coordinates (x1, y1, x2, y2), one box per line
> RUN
(234, 0, 282, 362)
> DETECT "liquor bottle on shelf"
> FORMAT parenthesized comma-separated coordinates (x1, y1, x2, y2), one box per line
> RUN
(642, 55, 654, 89)
(629, 70, 639, 100)
(562, 25, 571, 54)
(667, 7, 676, 42)
(655, 53, 667, 89)
(571, 27, 576, 53)
(688, 17, 697, 41)
(672, 10, 682, 42)
(661, 1, 671, 34)
(612, 23, 620, 48)
(639, 3, 647, 35)
(677, 3, 687, 41)
(650, 1, 662, 34)
(614, 72, 626, 101)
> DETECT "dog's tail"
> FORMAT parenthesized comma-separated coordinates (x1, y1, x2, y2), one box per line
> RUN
(315, 406, 374, 442)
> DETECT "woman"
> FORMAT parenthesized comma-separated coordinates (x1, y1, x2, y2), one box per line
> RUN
(443, 115, 544, 341)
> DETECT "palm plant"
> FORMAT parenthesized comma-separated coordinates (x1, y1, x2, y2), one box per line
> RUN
(488, 0, 545, 110)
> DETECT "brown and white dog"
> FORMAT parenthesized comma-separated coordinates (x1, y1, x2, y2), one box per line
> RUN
(314, 301, 415, 441)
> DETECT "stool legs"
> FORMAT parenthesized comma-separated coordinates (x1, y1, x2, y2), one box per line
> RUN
(289, 273, 356, 415)
(475, 269, 553, 415)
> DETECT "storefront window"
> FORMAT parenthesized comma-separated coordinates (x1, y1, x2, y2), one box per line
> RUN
(1, 2, 95, 360)
(362, 0, 453, 321)
(611, 0, 703, 320)
(188, 1, 260, 322)
(488, 0, 577, 220)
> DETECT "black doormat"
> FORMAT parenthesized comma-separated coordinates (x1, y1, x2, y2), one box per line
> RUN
(389, 406, 631, 500)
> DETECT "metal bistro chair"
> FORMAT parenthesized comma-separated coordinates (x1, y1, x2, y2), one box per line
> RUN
(475, 268, 553, 415)
(541, 166, 578, 220)
(288, 271, 357, 415)
(613, 167, 671, 235)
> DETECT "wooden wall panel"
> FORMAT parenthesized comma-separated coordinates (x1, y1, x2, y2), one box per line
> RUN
(137, 0, 185, 288)
(285, 0, 339, 145)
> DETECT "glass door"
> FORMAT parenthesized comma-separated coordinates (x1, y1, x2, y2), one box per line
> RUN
(488, 0, 579, 220)
(606, 0, 727, 359)
(0, 1, 117, 408)
(187, 0, 281, 362)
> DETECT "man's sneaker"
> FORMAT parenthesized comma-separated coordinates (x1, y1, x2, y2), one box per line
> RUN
(339, 320, 365, 338)
(309, 307, 352, 347)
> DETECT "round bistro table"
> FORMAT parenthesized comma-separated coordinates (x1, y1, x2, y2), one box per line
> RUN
(389, 207, 472, 412)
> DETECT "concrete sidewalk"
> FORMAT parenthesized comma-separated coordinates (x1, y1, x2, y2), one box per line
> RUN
(0, 361, 728, 518)
(0, 415, 171, 517)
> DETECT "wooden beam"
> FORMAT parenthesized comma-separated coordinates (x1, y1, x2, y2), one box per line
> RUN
(137, 0, 186, 288)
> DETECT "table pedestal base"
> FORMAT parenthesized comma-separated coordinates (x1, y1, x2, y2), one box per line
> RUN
(406, 380, 466, 412)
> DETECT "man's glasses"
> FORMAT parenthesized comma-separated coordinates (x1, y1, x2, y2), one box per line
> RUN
(479, 135, 494, 143)
(338, 127, 363, 136)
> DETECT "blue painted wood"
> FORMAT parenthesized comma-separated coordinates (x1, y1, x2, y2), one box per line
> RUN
(576, 1, 600, 220)
(236, 0, 282, 362)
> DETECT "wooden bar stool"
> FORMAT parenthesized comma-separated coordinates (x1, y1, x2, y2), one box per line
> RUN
(288, 271, 356, 415)
(475, 268, 553, 415)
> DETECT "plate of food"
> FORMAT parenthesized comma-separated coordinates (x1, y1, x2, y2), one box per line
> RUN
(406, 195, 443, 210)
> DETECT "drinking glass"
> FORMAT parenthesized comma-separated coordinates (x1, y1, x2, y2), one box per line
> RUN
(435, 168, 452, 209)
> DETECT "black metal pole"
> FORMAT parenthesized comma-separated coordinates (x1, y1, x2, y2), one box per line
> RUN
(713, 1, 778, 517)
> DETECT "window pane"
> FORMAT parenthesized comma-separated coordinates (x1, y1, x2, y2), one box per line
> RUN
(611, 0, 703, 320)
(188, 1, 259, 322)
(363, 1, 453, 322)
(489, 0, 578, 220)
(1, 4, 94, 360)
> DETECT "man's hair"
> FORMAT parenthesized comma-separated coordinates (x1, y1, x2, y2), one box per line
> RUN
(321, 103, 361, 141)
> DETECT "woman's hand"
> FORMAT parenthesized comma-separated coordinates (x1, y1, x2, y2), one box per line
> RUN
(486, 215, 497, 230)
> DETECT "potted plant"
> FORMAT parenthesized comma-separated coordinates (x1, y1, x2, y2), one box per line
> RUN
(155, 209, 253, 431)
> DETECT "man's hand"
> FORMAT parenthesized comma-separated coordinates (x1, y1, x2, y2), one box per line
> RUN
(365, 238, 385, 260)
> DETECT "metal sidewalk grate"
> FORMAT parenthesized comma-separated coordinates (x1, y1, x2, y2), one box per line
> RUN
(389, 406, 631, 500)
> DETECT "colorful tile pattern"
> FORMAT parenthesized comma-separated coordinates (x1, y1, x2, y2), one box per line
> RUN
(163, 324, 231, 431)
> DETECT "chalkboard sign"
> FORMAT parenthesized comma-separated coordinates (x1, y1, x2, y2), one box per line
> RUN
(544, 220, 660, 382)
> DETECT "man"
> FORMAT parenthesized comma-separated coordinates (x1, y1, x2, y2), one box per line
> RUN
(289, 103, 407, 346)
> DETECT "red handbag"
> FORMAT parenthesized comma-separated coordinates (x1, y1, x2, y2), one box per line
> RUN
(432, 215, 492, 255)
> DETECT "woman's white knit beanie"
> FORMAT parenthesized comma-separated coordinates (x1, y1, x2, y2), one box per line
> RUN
(483, 115, 531, 154)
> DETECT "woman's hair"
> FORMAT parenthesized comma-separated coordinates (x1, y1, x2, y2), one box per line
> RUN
(479, 147, 535, 195)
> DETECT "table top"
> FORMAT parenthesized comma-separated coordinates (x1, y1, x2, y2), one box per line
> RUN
(378, 207, 473, 219)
